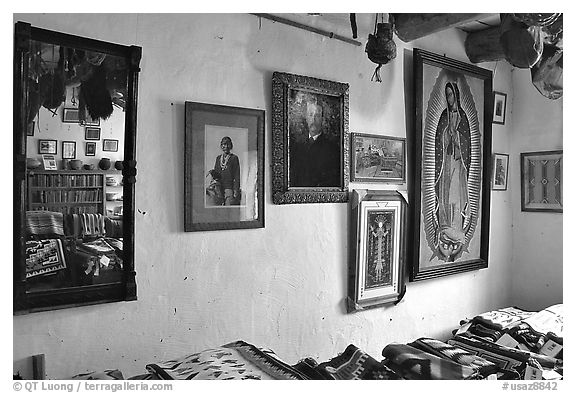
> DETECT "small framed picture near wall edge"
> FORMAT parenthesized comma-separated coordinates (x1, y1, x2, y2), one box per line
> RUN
(103, 139, 119, 152)
(492, 153, 509, 191)
(493, 91, 507, 125)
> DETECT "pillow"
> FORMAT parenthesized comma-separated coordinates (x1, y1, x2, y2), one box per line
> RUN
(146, 340, 307, 380)
(316, 344, 400, 380)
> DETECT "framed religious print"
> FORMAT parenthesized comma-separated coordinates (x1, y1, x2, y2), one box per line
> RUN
(410, 49, 492, 281)
(492, 91, 507, 125)
(351, 133, 405, 183)
(348, 190, 407, 312)
(271, 71, 349, 204)
(492, 153, 509, 191)
(520, 150, 562, 213)
(184, 101, 265, 231)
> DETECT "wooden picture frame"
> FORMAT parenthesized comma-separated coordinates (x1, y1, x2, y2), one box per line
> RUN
(492, 153, 509, 191)
(62, 141, 76, 159)
(38, 139, 57, 155)
(85, 127, 101, 140)
(184, 101, 265, 231)
(348, 190, 407, 312)
(85, 142, 96, 156)
(42, 154, 57, 171)
(492, 91, 507, 125)
(271, 71, 349, 204)
(27, 121, 34, 136)
(521, 150, 562, 213)
(62, 107, 79, 123)
(351, 133, 405, 183)
(102, 139, 119, 152)
(410, 48, 492, 281)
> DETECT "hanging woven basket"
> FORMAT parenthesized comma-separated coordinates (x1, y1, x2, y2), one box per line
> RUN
(365, 14, 397, 82)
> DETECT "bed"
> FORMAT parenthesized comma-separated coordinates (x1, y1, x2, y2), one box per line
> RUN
(62, 303, 563, 381)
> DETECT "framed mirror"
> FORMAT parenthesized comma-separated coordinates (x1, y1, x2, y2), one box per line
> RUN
(13, 22, 141, 313)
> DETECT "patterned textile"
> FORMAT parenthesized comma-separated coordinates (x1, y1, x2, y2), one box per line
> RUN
(146, 341, 307, 380)
(292, 358, 329, 380)
(382, 343, 479, 380)
(80, 213, 106, 237)
(409, 338, 499, 378)
(316, 344, 400, 380)
(25, 239, 67, 278)
(448, 334, 559, 379)
(71, 369, 124, 380)
(523, 304, 563, 338)
(25, 211, 64, 237)
(508, 322, 547, 352)
(473, 307, 535, 330)
(468, 323, 503, 342)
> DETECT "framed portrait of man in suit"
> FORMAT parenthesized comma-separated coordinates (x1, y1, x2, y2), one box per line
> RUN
(272, 72, 349, 204)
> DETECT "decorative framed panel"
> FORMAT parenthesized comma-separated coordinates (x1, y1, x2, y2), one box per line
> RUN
(271, 71, 349, 204)
(348, 190, 407, 312)
(184, 102, 265, 231)
(410, 48, 492, 281)
(521, 150, 562, 212)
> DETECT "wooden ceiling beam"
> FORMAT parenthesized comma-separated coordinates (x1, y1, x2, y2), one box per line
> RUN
(465, 26, 505, 63)
(393, 13, 494, 42)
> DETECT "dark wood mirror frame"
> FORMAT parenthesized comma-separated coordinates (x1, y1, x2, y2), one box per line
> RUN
(13, 22, 141, 313)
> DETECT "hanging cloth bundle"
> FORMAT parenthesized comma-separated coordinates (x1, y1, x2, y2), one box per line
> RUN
(365, 13, 397, 82)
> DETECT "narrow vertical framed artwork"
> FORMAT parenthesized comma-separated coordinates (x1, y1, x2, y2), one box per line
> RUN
(271, 71, 349, 204)
(492, 91, 507, 125)
(184, 102, 265, 231)
(410, 48, 492, 281)
(85, 142, 96, 156)
(521, 150, 562, 212)
(348, 190, 407, 312)
(492, 153, 509, 191)
(62, 141, 76, 159)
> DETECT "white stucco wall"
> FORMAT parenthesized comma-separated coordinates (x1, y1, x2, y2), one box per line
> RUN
(13, 13, 524, 379)
(508, 69, 563, 310)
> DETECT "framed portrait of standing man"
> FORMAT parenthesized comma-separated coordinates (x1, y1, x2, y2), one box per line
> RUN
(272, 72, 349, 204)
(410, 49, 492, 281)
(184, 102, 265, 231)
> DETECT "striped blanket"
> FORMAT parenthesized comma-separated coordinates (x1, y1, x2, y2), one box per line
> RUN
(25, 211, 64, 237)
(79, 213, 106, 237)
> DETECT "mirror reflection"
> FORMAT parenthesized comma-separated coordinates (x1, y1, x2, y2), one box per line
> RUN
(24, 39, 127, 293)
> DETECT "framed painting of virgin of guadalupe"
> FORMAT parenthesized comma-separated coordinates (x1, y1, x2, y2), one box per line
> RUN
(410, 49, 493, 281)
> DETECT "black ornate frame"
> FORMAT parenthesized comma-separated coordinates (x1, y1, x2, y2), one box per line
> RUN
(271, 72, 349, 204)
(13, 22, 141, 313)
(410, 49, 492, 281)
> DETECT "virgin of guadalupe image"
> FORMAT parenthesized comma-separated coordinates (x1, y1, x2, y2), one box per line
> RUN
(421, 74, 482, 264)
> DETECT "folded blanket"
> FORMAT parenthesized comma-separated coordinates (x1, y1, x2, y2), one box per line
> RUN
(382, 343, 479, 380)
(26, 211, 64, 237)
(146, 341, 307, 380)
(409, 338, 498, 378)
(473, 307, 535, 331)
(316, 344, 400, 380)
(523, 304, 563, 338)
(80, 213, 106, 237)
